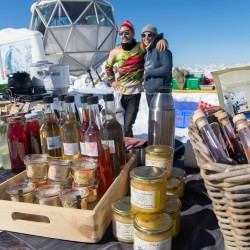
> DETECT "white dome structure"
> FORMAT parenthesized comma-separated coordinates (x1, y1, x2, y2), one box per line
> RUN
(30, 0, 117, 76)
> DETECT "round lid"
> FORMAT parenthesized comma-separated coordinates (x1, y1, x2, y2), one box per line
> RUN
(24, 154, 47, 164)
(80, 94, 93, 103)
(103, 93, 114, 102)
(60, 188, 89, 201)
(43, 96, 53, 104)
(165, 195, 182, 212)
(112, 196, 133, 216)
(173, 167, 185, 178)
(192, 110, 205, 124)
(24, 113, 38, 119)
(36, 184, 62, 198)
(130, 166, 165, 181)
(72, 157, 98, 170)
(6, 182, 35, 195)
(217, 112, 228, 121)
(232, 113, 246, 124)
(87, 96, 99, 105)
(134, 213, 172, 234)
(166, 178, 180, 189)
(64, 95, 75, 103)
(145, 145, 173, 156)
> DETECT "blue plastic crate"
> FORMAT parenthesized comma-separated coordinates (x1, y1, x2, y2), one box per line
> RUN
(175, 109, 195, 128)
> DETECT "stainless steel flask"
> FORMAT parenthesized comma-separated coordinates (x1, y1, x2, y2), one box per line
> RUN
(148, 89, 175, 148)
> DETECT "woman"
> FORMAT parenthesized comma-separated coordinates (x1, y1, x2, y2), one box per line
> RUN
(141, 25, 173, 107)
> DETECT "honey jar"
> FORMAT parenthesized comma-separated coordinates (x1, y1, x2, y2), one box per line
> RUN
(112, 196, 134, 243)
(130, 166, 166, 214)
(133, 213, 172, 249)
(166, 177, 180, 198)
(145, 145, 173, 178)
(173, 167, 186, 197)
(165, 195, 181, 238)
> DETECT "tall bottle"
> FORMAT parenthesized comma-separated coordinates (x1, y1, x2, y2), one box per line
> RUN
(233, 113, 250, 163)
(0, 115, 11, 169)
(80, 94, 93, 156)
(61, 95, 80, 160)
(217, 112, 248, 164)
(192, 111, 237, 165)
(102, 93, 126, 178)
(7, 116, 29, 173)
(84, 96, 113, 195)
(40, 96, 63, 158)
(148, 89, 175, 148)
(57, 94, 66, 126)
(25, 113, 42, 154)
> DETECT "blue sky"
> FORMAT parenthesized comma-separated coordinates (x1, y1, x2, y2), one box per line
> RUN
(1, 0, 250, 66)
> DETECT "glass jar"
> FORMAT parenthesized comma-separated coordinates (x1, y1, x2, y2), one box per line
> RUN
(35, 184, 62, 206)
(72, 181, 98, 203)
(166, 178, 181, 198)
(173, 167, 186, 197)
(145, 145, 174, 179)
(23, 154, 48, 182)
(47, 158, 70, 182)
(112, 196, 134, 243)
(130, 166, 166, 214)
(165, 195, 181, 238)
(60, 188, 89, 209)
(71, 157, 98, 186)
(6, 182, 35, 203)
(133, 213, 172, 250)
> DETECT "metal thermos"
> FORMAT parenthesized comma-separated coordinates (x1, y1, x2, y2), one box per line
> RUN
(148, 89, 175, 148)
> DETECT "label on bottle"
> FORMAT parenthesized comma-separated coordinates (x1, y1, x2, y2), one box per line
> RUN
(134, 234, 171, 250)
(101, 140, 115, 153)
(113, 221, 134, 241)
(46, 136, 61, 150)
(63, 143, 78, 155)
(131, 186, 160, 209)
(84, 142, 98, 157)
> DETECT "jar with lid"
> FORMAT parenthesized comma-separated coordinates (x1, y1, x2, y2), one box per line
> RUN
(166, 177, 181, 198)
(112, 196, 134, 243)
(133, 212, 172, 250)
(145, 145, 174, 179)
(47, 158, 70, 182)
(173, 167, 186, 197)
(165, 195, 181, 238)
(130, 166, 166, 213)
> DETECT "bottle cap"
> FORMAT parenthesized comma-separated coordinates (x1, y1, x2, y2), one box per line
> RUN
(87, 96, 98, 105)
(232, 113, 246, 124)
(217, 112, 228, 121)
(80, 94, 93, 103)
(103, 93, 114, 102)
(214, 110, 223, 118)
(192, 110, 205, 124)
(64, 95, 75, 103)
(43, 96, 53, 104)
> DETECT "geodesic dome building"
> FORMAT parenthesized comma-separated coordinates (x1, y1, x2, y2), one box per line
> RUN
(30, 0, 117, 76)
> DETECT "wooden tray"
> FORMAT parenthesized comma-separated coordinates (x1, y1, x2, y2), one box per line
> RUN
(0, 154, 136, 243)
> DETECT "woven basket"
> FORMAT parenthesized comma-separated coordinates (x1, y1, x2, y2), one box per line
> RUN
(189, 124, 250, 250)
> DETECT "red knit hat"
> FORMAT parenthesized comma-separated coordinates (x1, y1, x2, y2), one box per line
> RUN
(119, 20, 135, 35)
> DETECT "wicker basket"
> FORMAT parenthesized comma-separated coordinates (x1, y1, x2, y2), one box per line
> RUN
(189, 124, 250, 250)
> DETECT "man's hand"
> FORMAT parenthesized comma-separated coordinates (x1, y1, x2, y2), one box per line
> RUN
(156, 39, 169, 51)
(112, 81, 120, 91)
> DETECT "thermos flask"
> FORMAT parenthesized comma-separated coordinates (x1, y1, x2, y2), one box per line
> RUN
(148, 89, 175, 148)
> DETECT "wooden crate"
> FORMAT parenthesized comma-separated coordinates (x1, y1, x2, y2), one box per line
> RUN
(0, 154, 136, 243)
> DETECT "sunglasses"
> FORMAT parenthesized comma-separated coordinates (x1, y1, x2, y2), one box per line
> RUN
(119, 30, 131, 36)
(141, 33, 154, 38)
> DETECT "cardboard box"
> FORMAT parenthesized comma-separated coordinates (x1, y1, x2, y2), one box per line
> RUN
(0, 154, 136, 243)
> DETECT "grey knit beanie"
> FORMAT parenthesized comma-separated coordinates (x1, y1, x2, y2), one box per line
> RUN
(141, 25, 158, 35)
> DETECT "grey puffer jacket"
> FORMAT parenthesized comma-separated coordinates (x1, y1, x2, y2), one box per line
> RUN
(144, 33, 173, 95)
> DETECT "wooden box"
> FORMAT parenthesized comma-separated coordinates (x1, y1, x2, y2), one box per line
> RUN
(0, 154, 136, 243)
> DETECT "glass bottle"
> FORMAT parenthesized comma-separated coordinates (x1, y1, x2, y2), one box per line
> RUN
(80, 94, 93, 156)
(233, 113, 250, 163)
(102, 93, 126, 179)
(192, 111, 237, 165)
(84, 96, 113, 195)
(31, 109, 45, 126)
(217, 112, 248, 164)
(25, 113, 42, 154)
(40, 96, 63, 158)
(57, 94, 66, 126)
(0, 115, 11, 169)
(7, 116, 28, 173)
(61, 95, 80, 160)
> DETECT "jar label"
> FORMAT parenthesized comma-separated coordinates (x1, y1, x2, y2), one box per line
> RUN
(131, 186, 160, 209)
(47, 136, 61, 150)
(134, 234, 171, 250)
(113, 221, 134, 241)
(146, 157, 173, 175)
(102, 140, 115, 153)
(63, 142, 78, 155)
(84, 142, 98, 157)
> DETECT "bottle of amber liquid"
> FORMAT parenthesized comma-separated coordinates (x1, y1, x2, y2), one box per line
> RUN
(102, 93, 126, 179)
(40, 96, 63, 158)
(233, 113, 250, 163)
(217, 112, 248, 164)
(61, 95, 80, 160)
(192, 111, 237, 165)
(80, 94, 93, 156)
(84, 96, 113, 195)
